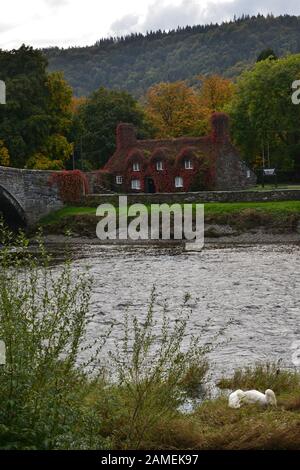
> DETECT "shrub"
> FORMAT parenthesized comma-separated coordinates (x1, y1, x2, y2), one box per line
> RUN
(0, 221, 108, 449)
(100, 290, 209, 449)
(49, 170, 89, 203)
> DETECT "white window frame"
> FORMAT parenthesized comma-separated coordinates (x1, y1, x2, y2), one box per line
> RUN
(131, 179, 141, 190)
(184, 159, 193, 170)
(156, 160, 163, 171)
(132, 162, 140, 172)
(116, 175, 123, 184)
(175, 176, 183, 188)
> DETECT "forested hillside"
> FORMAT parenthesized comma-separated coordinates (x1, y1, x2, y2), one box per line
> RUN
(45, 14, 300, 97)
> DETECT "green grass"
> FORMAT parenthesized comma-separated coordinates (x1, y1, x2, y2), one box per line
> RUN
(40, 206, 96, 225)
(39, 201, 300, 227)
(204, 200, 300, 215)
(250, 185, 300, 191)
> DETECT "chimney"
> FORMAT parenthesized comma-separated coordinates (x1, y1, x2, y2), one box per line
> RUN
(211, 112, 230, 144)
(116, 123, 137, 150)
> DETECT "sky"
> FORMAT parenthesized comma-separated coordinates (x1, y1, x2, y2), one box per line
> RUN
(1, 0, 300, 50)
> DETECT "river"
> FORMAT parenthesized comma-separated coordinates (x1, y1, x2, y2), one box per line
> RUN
(49, 242, 300, 383)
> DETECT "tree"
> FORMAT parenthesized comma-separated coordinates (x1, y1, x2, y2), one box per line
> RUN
(44, 15, 300, 98)
(46, 72, 73, 134)
(228, 54, 300, 170)
(70, 96, 87, 114)
(0, 140, 10, 166)
(198, 75, 235, 112)
(0, 45, 73, 169)
(26, 135, 73, 170)
(0, 45, 49, 167)
(145, 81, 209, 138)
(76, 87, 153, 170)
(25, 153, 64, 170)
(257, 48, 277, 62)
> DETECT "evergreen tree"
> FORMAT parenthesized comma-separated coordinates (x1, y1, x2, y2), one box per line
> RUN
(257, 48, 278, 62)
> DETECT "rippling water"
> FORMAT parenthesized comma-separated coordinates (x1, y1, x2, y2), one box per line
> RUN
(50, 243, 300, 381)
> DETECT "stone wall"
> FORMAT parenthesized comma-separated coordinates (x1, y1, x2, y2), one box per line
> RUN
(215, 142, 257, 190)
(0, 166, 64, 226)
(84, 189, 300, 207)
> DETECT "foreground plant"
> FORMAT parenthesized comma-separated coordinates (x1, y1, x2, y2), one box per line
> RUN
(0, 222, 108, 449)
(95, 290, 209, 449)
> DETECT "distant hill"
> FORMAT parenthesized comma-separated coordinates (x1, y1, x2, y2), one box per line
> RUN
(44, 14, 300, 97)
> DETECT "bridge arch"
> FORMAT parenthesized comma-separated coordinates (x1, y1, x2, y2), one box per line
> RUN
(0, 185, 27, 230)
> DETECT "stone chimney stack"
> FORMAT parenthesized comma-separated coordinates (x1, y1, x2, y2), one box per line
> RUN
(211, 113, 230, 144)
(116, 123, 137, 150)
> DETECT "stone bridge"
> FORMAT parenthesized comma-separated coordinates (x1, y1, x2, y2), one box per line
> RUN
(0, 166, 64, 228)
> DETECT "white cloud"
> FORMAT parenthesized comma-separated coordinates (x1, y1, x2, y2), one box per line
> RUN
(0, 0, 300, 49)
(141, 0, 203, 32)
(110, 14, 140, 36)
(118, 0, 300, 34)
(0, 22, 16, 33)
(43, 0, 69, 7)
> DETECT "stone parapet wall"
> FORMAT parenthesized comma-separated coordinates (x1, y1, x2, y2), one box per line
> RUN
(84, 189, 300, 207)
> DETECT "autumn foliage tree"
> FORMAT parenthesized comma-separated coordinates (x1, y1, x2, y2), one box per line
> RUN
(145, 81, 209, 138)
(71, 96, 87, 113)
(198, 75, 235, 113)
(0, 140, 10, 166)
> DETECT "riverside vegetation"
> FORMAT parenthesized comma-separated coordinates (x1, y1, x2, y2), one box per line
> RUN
(0, 221, 300, 450)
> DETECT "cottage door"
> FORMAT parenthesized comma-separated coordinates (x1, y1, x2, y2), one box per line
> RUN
(145, 177, 156, 193)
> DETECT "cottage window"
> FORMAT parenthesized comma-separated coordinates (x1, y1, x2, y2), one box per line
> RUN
(156, 160, 163, 171)
(116, 175, 123, 184)
(133, 162, 140, 172)
(131, 179, 141, 190)
(175, 176, 183, 188)
(184, 159, 193, 170)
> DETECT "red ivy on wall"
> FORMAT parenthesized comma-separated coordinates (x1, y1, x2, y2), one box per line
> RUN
(49, 170, 89, 203)
(120, 146, 217, 193)
(101, 140, 219, 194)
(148, 149, 174, 192)
(173, 148, 199, 191)
(125, 149, 148, 192)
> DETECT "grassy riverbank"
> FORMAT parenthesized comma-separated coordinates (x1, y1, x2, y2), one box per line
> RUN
(39, 201, 300, 236)
(81, 363, 300, 450)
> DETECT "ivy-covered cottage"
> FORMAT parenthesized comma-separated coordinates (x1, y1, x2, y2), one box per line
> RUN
(98, 113, 256, 193)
